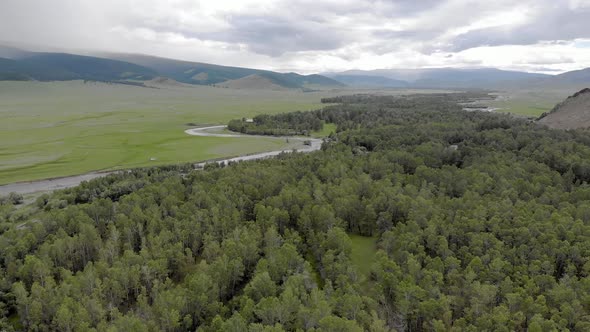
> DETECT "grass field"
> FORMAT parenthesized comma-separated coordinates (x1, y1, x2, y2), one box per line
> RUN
(2, 81, 541, 185)
(349, 234, 378, 285)
(312, 123, 337, 138)
(0, 81, 334, 184)
(489, 88, 577, 117)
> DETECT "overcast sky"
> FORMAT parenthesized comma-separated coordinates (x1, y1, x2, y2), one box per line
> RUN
(1, 0, 590, 74)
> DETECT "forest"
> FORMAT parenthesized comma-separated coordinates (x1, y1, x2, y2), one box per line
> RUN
(2, 93, 590, 331)
(227, 112, 324, 136)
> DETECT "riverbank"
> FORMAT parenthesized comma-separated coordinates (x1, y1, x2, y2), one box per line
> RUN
(0, 126, 322, 196)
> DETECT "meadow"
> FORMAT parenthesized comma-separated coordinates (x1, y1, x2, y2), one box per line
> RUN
(490, 88, 576, 117)
(1, 81, 569, 185)
(348, 234, 377, 288)
(0, 81, 333, 184)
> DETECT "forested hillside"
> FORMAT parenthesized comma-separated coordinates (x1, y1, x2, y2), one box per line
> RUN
(0, 53, 157, 82)
(2, 94, 590, 331)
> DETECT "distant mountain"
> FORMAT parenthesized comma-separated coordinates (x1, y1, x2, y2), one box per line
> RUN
(6, 44, 590, 91)
(0, 45, 343, 89)
(0, 45, 32, 59)
(0, 51, 157, 82)
(0, 58, 35, 80)
(538, 88, 590, 129)
(554, 68, 590, 83)
(502, 68, 590, 91)
(325, 68, 550, 89)
(104, 53, 344, 89)
(329, 74, 409, 88)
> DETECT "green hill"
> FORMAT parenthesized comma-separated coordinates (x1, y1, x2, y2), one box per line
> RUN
(108, 53, 344, 89)
(0, 52, 157, 82)
(0, 47, 343, 89)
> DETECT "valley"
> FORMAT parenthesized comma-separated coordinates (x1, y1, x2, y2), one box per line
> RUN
(0, 125, 323, 196)
(0, 81, 331, 185)
(2, 2, 590, 331)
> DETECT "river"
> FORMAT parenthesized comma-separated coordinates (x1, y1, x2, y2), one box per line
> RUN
(0, 126, 323, 196)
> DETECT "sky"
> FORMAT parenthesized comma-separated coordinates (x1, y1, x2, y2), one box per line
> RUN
(1, 0, 590, 74)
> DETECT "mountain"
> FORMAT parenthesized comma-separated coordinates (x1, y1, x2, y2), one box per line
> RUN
(104, 53, 344, 89)
(0, 58, 36, 80)
(0, 51, 157, 81)
(325, 68, 550, 88)
(0, 46, 344, 89)
(8, 44, 590, 91)
(553, 68, 590, 84)
(0, 45, 32, 59)
(537, 88, 590, 129)
(329, 74, 409, 88)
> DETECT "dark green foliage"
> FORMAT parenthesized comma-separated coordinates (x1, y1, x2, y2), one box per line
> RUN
(0, 193, 23, 206)
(3, 94, 590, 330)
(228, 112, 324, 136)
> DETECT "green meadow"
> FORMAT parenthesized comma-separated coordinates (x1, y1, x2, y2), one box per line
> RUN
(0, 81, 333, 184)
(349, 234, 378, 286)
(3, 81, 559, 185)
(490, 88, 576, 117)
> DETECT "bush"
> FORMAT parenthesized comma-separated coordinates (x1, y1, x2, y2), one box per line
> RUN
(0, 192, 23, 205)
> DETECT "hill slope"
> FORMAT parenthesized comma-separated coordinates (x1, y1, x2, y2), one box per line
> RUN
(538, 88, 590, 129)
(553, 68, 590, 84)
(106, 53, 344, 89)
(0, 46, 343, 89)
(0, 45, 32, 59)
(0, 52, 157, 81)
(217, 74, 291, 90)
(0, 58, 35, 80)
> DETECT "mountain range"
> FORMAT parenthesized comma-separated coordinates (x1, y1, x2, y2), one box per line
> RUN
(0, 45, 344, 90)
(1, 45, 589, 90)
(323, 68, 590, 89)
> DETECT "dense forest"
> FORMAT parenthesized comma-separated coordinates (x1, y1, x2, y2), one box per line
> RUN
(2, 93, 590, 331)
(227, 112, 324, 136)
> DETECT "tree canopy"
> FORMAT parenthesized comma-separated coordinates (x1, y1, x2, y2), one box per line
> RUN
(2, 93, 590, 331)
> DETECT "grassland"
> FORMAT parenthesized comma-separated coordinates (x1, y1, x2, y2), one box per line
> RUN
(312, 123, 337, 138)
(2, 81, 531, 185)
(0, 81, 334, 184)
(489, 88, 576, 117)
(349, 234, 378, 285)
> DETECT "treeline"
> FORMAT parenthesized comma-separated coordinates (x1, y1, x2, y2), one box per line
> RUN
(227, 112, 324, 136)
(230, 92, 491, 137)
(1, 94, 590, 330)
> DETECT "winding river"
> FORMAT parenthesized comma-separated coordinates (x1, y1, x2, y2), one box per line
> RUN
(0, 126, 323, 196)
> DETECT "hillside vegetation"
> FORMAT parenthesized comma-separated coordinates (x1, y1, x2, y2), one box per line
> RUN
(2, 94, 590, 331)
(218, 74, 293, 91)
(0, 53, 156, 82)
(98, 54, 344, 89)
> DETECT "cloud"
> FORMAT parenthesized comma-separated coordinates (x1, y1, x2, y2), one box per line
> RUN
(450, 3, 590, 52)
(202, 15, 347, 56)
(0, 0, 589, 73)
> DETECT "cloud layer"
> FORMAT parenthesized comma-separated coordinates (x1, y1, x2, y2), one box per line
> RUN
(1, 0, 589, 73)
